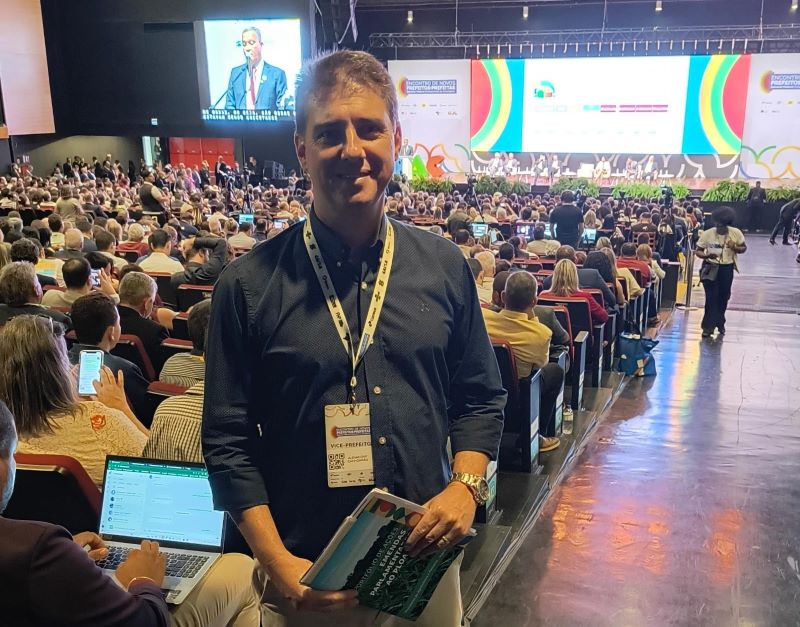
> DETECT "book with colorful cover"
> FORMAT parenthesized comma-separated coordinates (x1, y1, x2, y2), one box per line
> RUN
(300, 489, 465, 621)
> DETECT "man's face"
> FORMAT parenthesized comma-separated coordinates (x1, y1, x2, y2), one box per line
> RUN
(295, 87, 400, 215)
(242, 30, 263, 65)
(0, 432, 17, 514)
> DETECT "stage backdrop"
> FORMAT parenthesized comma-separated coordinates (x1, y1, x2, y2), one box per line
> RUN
(388, 60, 471, 178)
(740, 53, 800, 181)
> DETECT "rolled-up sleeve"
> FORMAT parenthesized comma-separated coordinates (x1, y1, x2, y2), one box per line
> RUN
(448, 259, 506, 460)
(202, 264, 269, 512)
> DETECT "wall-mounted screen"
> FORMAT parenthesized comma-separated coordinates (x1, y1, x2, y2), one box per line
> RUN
(471, 55, 750, 155)
(196, 19, 301, 123)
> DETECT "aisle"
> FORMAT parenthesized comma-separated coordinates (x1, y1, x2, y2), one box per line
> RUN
(474, 259, 800, 625)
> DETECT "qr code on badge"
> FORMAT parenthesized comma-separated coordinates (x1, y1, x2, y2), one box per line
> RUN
(328, 453, 345, 471)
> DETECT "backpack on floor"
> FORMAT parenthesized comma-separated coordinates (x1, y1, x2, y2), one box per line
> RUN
(616, 333, 658, 377)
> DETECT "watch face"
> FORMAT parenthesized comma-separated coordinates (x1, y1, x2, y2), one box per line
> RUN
(476, 478, 490, 502)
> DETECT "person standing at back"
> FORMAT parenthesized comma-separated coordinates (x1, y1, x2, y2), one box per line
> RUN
(202, 50, 505, 627)
(745, 181, 766, 232)
(549, 191, 584, 249)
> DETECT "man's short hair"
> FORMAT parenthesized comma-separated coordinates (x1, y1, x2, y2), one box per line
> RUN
(295, 50, 398, 136)
(467, 258, 483, 281)
(71, 292, 118, 345)
(0, 261, 39, 306)
(95, 229, 115, 252)
(22, 226, 40, 242)
(498, 243, 515, 261)
(503, 271, 538, 312)
(620, 242, 637, 257)
(555, 245, 576, 262)
(119, 271, 156, 307)
(0, 400, 15, 460)
(148, 229, 170, 250)
(640, 211, 652, 221)
(62, 257, 91, 290)
(454, 229, 470, 245)
(75, 217, 92, 233)
(242, 26, 262, 41)
(10, 238, 40, 264)
(239, 221, 253, 234)
(47, 213, 63, 233)
(560, 190, 575, 203)
(255, 219, 268, 232)
(533, 226, 546, 241)
(187, 299, 212, 353)
(492, 270, 510, 296)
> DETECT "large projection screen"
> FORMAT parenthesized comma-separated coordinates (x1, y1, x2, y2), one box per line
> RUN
(0, 0, 55, 135)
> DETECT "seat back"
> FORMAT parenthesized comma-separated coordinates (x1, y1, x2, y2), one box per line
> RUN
(491, 341, 519, 414)
(176, 284, 213, 311)
(171, 312, 190, 339)
(121, 250, 141, 264)
(550, 305, 574, 362)
(539, 296, 593, 346)
(160, 337, 193, 360)
(4, 454, 101, 534)
(147, 272, 178, 309)
(111, 334, 156, 381)
(584, 288, 604, 309)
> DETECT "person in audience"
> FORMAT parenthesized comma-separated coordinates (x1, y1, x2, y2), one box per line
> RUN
(0, 315, 146, 486)
(203, 50, 504, 624)
(600, 246, 642, 301)
(467, 258, 491, 305)
(769, 197, 800, 246)
(549, 191, 584, 249)
(0, 262, 72, 329)
(541, 245, 617, 310)
(178, 209, 200, 239)
(631, 211, 657, 236)
(0, 402, 260, 625)
(67, 292, 151, 422)
(117, 223, 150, 258)
(94, 229, 128, 272)
(138, 229, 184, 274)
(41, 257, 117, 309)
(696, 207, 747, 338)
(583, 250, 625, 305)
(482, 272, 564, 453)
(526, 224, 560, 257)
(541, 259, 609, 325)
(159, 299, 210, 387)
(229, 221, 257, 250)
(253, 218, 269, 243)
(172, 236, 229, 289)
(618, 242, 651, 286)
(75, 217, 98, 252)
(10, 238, 59, 288)
(637, 244, 664, 284)
(117, 272, 169, 371)
(54, 228, 86, 262)
(55, 186, 82, 222)
(453, 228, 472, 257)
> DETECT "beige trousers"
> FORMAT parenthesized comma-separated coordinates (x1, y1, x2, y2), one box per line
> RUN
(254, 554, 463, 627)
(170, 553, 261, 627)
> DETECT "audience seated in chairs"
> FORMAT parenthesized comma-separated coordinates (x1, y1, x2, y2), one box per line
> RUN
(117, 272, 169, 372)
(526, 224, 560, 257)
(10, 238, 59, 288)
(116, 223, 150, 258)
(138, 229, 184, 274)
(599, 246, 642, 301)
(481, 272, 565, 452)
(42, 257, 118, 309)
(467, 258, 492, 305)
(94, 229, 127, 272)
(54, 228, 86, 262)
(0, 262, 72, 329)
(171, 236, 229, 290)
(618, 242, 651, 286)
(541, 245, 618, 310)
(541, 259, 610, 326)
(159, 299, 210, 388)
(0, 401, 260, 626)
(583, 250, 626, 305)
(228, 221, 257, 250)
(67, 292, 151, 423)
(0, 315, 146, 486)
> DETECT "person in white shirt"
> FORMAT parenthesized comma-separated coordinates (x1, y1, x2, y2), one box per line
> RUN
(41, 257, 119, 309)
(138, 229, 185, 274)
(228, 221, 257, 250)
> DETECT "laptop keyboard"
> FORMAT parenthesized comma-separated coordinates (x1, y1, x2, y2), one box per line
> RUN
(98, 546, 210, 579)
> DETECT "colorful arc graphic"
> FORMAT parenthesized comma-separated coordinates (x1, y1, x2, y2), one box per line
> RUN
(695, 55, 750, 154)
(471, 60, 513, 152)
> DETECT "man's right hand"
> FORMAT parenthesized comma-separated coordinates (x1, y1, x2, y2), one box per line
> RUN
(116, 540, 167, 590)
(263, 552, 358, 613)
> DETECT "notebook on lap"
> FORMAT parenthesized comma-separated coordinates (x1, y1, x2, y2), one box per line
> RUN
(96, 456, 225, 604)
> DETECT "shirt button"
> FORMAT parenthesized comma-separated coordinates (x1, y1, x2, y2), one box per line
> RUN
(373, 386, 382, 395)
(378, 436, 387, 445)
(361, 281, 368, 290)
(336, 261, 342, 268)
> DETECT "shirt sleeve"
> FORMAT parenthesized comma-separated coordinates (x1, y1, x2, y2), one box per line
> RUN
(202, 265, 269, 512)
(447, 258, 506, 461)
(28, 525, 169, 626)
(588, 296, 609, 325)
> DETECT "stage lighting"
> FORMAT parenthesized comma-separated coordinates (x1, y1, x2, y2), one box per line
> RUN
(407, 10, 413, 23)
(522, 6, 529, 20)
(655, 0, 663, 11)
(792, 0, 798, 11)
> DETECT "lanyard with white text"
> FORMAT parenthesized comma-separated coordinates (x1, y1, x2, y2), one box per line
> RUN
(303, 218, 395, 404)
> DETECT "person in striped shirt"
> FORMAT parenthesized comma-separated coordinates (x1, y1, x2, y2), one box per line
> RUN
(158, 300, 209, 388)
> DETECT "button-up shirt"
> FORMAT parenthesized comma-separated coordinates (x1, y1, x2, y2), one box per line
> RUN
(203, 211, 505, 559)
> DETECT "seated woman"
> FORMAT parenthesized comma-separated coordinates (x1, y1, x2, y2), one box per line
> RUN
(599, 246, 643, 301)
(584, 250, 626, 305)
(540, 259, 609, 325)
(0, 315, 147, 486)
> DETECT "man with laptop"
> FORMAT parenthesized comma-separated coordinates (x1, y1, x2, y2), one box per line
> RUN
(0, 396, 258, 626)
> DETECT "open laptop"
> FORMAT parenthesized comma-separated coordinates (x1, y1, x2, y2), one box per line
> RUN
(581, 228, 598, 245)
(471, 222, 488, 238)
(96, 456, 225, 604)
(238, 213, 255, 226)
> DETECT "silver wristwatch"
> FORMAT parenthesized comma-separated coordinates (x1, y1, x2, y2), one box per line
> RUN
(450, 472, 490, 506)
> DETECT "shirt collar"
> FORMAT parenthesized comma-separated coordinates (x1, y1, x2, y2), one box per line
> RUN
(309, 207, 387, 265)
(500, 308, 536, 322)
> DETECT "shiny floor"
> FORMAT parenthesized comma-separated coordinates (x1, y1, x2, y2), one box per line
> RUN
(475, 238, 800, 626)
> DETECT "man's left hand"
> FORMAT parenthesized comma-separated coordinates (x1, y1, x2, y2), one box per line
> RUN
(405, 482, 476, 557)
(73, 531, 109, 561)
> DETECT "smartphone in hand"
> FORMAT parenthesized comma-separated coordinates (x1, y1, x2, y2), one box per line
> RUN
(78, 350, 104, 396)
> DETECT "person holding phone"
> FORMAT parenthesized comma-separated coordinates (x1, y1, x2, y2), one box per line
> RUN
(695, 207, 747, 339)
(0, 315, 147, 486)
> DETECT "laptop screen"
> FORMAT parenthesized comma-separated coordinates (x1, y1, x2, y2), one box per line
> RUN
(471, 223, 488, 238)
(100, 457, 224, 549)
(581, 228, 598, 244)
(238, 213, 255, 225)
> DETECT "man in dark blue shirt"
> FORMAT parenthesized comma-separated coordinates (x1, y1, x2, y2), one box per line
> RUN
(202, 50, 505, 623)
